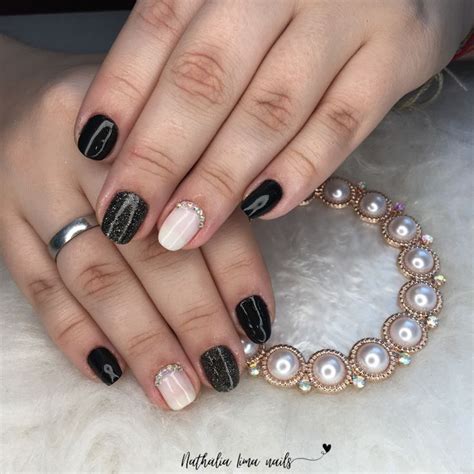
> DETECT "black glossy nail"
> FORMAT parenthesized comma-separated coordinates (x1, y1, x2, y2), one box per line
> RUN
(236, 295, 271, 343)
(241, 179, 283, 219)
(200, 345, 239, 392)
(87, 347, 122, 386)
(101, 191, 148, 244)
(78, 114, 118, 160)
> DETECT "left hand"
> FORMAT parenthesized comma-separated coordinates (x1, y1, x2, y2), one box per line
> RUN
(75, 0, 472, 250)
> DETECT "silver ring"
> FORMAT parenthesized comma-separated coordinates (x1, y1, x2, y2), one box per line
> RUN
(48, 214, 99, 261)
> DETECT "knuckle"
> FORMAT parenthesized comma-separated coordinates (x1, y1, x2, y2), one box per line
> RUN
(134, 237, 192, 271)
(174, 302, 218, 337)
(27, 273, 64, 308)
(243, 86, 295, 135)
(284, 146, 322, 184)
(103, 69, 145, 103)
(126, 328, 166, 359)
(216, 251, 255, 281)
(125, 140, 178, 182)
(51, 313, 88, 346)
(134, 0, 182, 40)
(169, 47, 228, 107)
(197, 163, 237, 200)
(76, 261, 129, 300)
(316, 97, 361, 142)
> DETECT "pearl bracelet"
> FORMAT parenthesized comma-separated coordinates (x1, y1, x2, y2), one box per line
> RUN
(242, 177, 445, 393)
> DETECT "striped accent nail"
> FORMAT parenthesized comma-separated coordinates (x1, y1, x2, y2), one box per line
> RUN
(101, 191, 148, 244)
(200, 345, 239, 392)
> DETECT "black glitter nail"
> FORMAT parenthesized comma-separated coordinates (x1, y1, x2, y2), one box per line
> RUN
(241, 180, 283, 219)
(101, 191, 148, 244)
(200, 345, 239, 392)
(236, 295, 271, 343)
(78, 114, 118, 160)
(87, 347, 122, 386)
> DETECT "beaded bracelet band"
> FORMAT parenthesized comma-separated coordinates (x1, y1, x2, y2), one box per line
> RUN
(242, 177, 446, 393)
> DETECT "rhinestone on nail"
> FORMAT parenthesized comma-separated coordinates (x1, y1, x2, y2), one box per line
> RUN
(176, 201, 206, 228)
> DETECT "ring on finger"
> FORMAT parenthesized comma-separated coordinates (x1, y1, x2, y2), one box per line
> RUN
(48, 214, 98, 261)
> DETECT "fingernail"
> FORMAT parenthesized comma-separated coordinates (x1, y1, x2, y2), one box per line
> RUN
(87, 347, 122, 385)
(78, 114, 118, 160)
(101, 191, 148, 244)
(158, 201, 205, 251)
(241, 180, 283, 219)
(236, 295, 271, 343)
(200, 345, 239, 392)
(154, 364, 197, 411)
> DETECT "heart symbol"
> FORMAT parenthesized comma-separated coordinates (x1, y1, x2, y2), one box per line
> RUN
(322, 444, 331, 453)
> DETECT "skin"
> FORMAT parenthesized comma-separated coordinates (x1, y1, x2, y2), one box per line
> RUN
(75, 0, 473, 248)
(0, 36, 275, 409)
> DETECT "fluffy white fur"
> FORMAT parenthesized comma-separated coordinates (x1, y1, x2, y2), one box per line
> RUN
(0, 18, 472, 474)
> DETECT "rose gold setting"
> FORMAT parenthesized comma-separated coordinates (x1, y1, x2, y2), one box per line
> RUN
(349, 338, 397, 381)
(299, 191, 318, 207)
(382, 313, 428, 353)
(318, 177, 356, 208)
(246, 176, 444, 394)
(398, 245, 440, 280)
(353, 191, 393, 224)
(245, 344, 265, 366)
(399, 280, 443, 318)
(260, 345, 306, 387)
(307, 349, 352, 392)
(382, 215, 422, 248)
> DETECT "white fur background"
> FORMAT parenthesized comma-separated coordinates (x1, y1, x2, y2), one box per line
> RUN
(0, 12, 473, 474)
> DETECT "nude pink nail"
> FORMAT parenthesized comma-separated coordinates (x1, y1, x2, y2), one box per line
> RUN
(154, 364, 196, 411)
(158, 201, 205, 251)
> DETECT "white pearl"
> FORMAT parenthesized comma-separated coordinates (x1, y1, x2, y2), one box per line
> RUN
(405, 283, 438, 312)
(241, 339, 259, 358)
(389, 316, 423, 347)
(323, 178, 351, 204)
(312, 353, 347, 386)
(359, 192, 387, 218)
(267, 349, 300, 381)
(387, 216, 418, 242)
(403, 247, 434, 274)
(356, 342, 390, 374)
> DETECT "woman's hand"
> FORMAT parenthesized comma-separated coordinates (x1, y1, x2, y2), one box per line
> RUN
(75, 0, 472, 250)
(0, 38, 274, 410)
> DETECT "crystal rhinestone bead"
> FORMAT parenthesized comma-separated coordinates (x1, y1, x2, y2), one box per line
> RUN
(398, 352, 412, 365)
(248, 364, 260, 376)
(352, 375, 366, 388)
(426, 315, 440, 329)
(393, 202, 406, 212)
(357, 181, 367, 190)
(298, 379, 312, 393)
(421, 234, 434, 245)
(433, 274, 447, 286)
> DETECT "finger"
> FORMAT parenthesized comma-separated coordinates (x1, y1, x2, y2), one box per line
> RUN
(96, 0, 295, 245)
(0, 214, 126, 386)
(80, 164, 243, 392)
(159, 10, 366, 248)
(202, 210, 275, 344)
(244, 41, 412, 218)
(22, 191, 200, 410)
(75, 0, 204, 161)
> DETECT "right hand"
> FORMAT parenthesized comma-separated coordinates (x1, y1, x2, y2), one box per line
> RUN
(0, 37, 274, 410)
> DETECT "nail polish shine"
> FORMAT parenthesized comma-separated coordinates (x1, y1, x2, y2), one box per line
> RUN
(236, 295, 271, 343)
(78, 114, 118, 160)
(241, 180, 283, 219)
